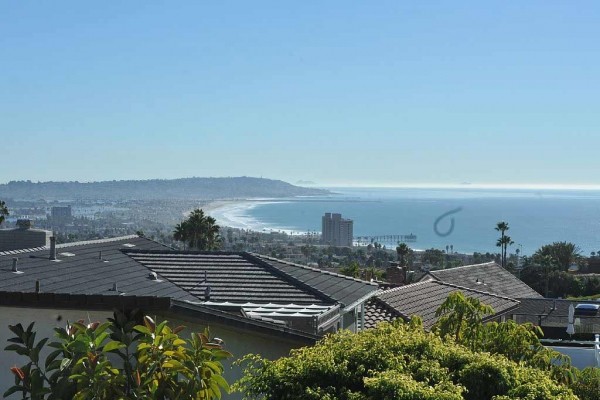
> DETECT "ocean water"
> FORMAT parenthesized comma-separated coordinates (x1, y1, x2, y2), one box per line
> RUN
(213, 187, 600, 255)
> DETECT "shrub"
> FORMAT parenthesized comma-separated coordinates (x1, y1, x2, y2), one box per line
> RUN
(5, 310, 231, 399)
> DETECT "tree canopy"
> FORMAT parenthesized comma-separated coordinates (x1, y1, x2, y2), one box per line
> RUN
(174, 209, 222, 251)
(0, 200, 9, 226)
(236, 292, 599, 400)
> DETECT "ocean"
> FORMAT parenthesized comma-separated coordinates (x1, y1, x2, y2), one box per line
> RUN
(209, 187, 600, 255)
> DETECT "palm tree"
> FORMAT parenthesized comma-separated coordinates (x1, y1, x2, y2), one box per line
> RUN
(532, 242, 581, 271)
(396, 243, 411, 267)
(173, 209, 222, 251)
(0, 200, 9, 226)
(495, 222, 513, 269)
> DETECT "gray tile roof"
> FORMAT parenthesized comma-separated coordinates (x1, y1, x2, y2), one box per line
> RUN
(251, 254, 379, 309)
(425, 262, 542, 299)
(126, 251, 378, 308)
(0, 236, 196, 301)
(127, 251, 331, 305)
(362, 297, 404, 329)
(373, 280, 520, 329)
(512, 298, 600, 328)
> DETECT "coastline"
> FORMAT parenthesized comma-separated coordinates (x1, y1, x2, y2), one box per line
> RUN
(202, 199, 303, 234)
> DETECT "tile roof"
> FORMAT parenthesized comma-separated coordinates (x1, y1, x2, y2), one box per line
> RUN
(425, 262, 542, 299)
(127, 251, 378, 308)
(362, 297, 404, 329)
(372, 280, 520, 329)
(512, 298, 600, 328)
(252, 254, 379, 309)
(0, 236, 196, 302)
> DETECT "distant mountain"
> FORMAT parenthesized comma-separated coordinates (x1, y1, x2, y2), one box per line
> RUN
(0, 177, 330, 201)
(296, 180, 317, 186)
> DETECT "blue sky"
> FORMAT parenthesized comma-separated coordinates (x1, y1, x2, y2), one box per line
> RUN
(1, 1, 599, 187)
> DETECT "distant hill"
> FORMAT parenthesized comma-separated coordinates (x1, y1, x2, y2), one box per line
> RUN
(0, 177, 330, 201)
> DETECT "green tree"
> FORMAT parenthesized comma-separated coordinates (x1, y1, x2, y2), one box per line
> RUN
(495, 222, 513, 269)
(433, 291, 494, 347)
(174, 209, 222, 251)
(339, 261, 361, 278)
(0, 200, 9, 226)
(533, 242, 582, 272)
(235, 318, 577, 400)
(5, 311, 231, 399)
(395, 243, 411, 267)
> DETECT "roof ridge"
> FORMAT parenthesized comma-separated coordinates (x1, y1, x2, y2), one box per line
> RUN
(377, 279, 518, 303)
(253, 253, 378, 286)
(429, 262, 499, 278)
(0, 246, 48, 257)
(0, 235, 141, 256)
(56, 235, 140, 248)
(377, 279, 435, 295)
(430, 280, 519, 302)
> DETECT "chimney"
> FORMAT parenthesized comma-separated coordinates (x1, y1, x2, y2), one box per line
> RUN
(49, 236, 57, 260)
(12, 258, 18, 273)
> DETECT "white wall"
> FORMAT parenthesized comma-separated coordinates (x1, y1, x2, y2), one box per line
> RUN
(550, 346, 599, 369)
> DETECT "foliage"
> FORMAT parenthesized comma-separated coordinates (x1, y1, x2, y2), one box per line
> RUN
(395, 243, 412, 267)
(571, 367, 600, 400)
(422, 248, 446, 268)
(234, 321, 577, 400)
(521, 250, 600, 298)
(0, 199, 9, 225)
(495, 221, 513, 269)
(174, 208, 222, 251)
(532, 242, 582, 272)
(433, 291, 575, 385)
(339, 261, 361, 278)
(5, 311, 231, 400)
(433, 292, 493, 347)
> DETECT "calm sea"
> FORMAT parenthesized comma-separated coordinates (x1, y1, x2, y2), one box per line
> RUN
(243, 187, 600, 255)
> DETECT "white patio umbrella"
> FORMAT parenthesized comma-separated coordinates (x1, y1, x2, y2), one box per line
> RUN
(566, 303, 575, 336)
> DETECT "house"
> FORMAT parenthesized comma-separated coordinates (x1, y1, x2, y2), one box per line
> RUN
(420, 262, 543, 299)
(363, 279, 520, 330)
(0, 235, 377, 397)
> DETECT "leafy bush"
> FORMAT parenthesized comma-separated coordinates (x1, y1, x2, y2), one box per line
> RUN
(571, 367, 600, 400)
(234, 322, 577, 400)
(5, 310, 231, 399)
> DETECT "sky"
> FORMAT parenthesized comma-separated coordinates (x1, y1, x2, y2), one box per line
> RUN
(1, 1, 599, 187)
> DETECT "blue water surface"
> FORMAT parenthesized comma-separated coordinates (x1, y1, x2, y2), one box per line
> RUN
(246, 187, 600, 255)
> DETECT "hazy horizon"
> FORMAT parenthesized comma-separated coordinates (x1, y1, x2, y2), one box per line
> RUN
(4, 176, 600, 192)
(2, 2, 600, 186)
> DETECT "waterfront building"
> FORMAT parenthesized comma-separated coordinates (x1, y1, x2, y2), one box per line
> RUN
(321, 212, 353, 247)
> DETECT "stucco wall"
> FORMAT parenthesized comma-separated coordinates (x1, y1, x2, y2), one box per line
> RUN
(0, 306, 311, 399)
(155, 313, 308, 398)
(550, 346, 599, 369)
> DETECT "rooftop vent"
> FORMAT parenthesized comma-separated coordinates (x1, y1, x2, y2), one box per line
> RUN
(59, 252, 76, 257)
(49, 237, 57, 261)
(11, 258, 22, 274)
(148, 271, 161, 281)
(122, 243, 136, 248)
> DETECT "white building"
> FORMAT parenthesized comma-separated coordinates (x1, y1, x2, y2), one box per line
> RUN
(321, 213, 353, 247)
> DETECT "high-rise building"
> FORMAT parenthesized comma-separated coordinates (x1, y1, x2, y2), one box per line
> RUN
(51, 205, 72, 225)
(321, 213, 353, 247)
